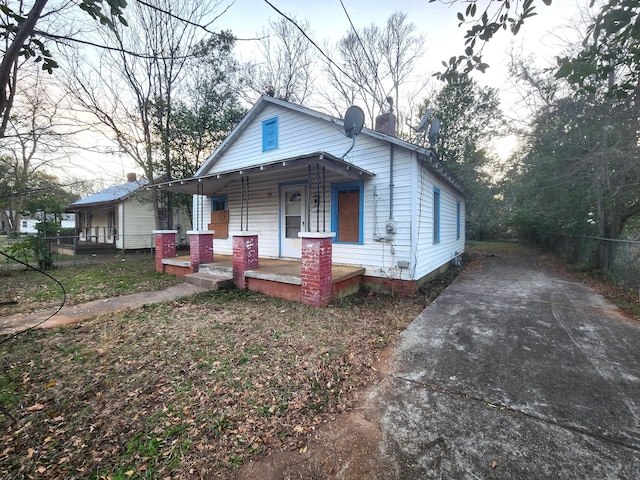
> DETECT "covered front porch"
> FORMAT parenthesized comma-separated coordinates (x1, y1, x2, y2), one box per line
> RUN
(153, 229, 365, 306)
(151, 152, 375, 306)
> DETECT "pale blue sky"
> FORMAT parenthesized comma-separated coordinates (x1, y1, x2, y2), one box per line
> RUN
(218, 0, 583, 80)
(80, 0, 585, 183)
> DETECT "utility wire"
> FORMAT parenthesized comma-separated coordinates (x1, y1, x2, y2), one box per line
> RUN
(338, 0, 386, 107)
(134, 0, 263, 42)
(32, 1, 267, 61)
(262, 0, 359, 88)
(0, 251, 66, 346)
(37, 30, 197, 60)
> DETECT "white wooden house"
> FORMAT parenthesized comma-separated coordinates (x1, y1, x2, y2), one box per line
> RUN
(15, 213, 75, 234)
(157, 96, 466, 299)
(68, 174, 192, 250)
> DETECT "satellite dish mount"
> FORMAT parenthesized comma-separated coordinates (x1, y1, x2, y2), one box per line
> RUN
(342, 105, 365, 157)
(415, 109, 441, 146)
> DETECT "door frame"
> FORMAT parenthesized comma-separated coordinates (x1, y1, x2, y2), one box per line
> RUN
(331, 181, 364, 244)
(279, 181, 308, 258)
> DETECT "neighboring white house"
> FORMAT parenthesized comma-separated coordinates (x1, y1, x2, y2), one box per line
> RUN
(159, 95, 466, 293)
(18, 213, 76, 234)
(2, 211, 75, 234)
(68, 174, 192, 250)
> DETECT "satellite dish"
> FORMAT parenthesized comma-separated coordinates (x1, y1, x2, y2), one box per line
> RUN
(344, 106, 364, 139)
(428, 118, 441, 145)
(417, 109, 432, 132)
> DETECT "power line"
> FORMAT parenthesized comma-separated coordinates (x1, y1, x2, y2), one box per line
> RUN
(338, 0, 386, 107)
(37, 31, 196, 61)
(0, 251, 67, 346)
(134, 0, 264, 42)
(262, 0, 359, 88)
(31, 1, 268, 62)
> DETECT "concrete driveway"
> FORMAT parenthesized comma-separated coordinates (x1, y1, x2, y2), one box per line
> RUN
(369, 253, 640, 479)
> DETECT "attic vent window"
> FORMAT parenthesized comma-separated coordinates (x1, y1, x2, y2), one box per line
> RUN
(262, 117, 278, 152)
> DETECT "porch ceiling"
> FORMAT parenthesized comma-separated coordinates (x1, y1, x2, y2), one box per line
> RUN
(152, 151, 375, 195)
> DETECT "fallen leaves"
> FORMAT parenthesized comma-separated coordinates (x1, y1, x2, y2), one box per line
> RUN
(25, 403, 45, 412)
(0, 290, 428, 479)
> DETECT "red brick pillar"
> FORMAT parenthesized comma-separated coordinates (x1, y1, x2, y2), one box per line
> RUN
(187, 230, 214, 273)
(153, 230, 177, 273)
(232, 232, 259, 289)
(300, 232, 335, 307)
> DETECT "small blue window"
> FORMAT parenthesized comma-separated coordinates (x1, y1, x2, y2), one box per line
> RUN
(433, 187, 440, 244)
(262, 117, 278, 152)
(456, 200, 461, 240)
(211, 196, 227, 211)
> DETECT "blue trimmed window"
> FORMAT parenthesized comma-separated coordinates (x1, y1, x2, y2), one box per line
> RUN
(433, 187, 441, 244)
(262, 117, 278, 152)
(211, 196, 227, 211)
(331, 181, 364, 244)
(456, 200, 461, 240)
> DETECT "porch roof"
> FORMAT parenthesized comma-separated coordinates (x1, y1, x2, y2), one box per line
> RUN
(152, 151, 375, 195)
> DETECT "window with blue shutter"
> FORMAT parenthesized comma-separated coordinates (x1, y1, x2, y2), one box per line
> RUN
(262, 117, 278, 152)
(433, 187, 441, 244)
(456, 200, 461, 240)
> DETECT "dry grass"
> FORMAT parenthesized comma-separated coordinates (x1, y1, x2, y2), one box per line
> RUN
(3, 242, 638, 479)
(0, 287, 433, 479)
(0, 254, 184, 317)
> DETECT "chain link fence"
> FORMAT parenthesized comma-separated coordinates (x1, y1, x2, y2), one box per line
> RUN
(0, 233, 163, 268)
(541, 233, 640, 292)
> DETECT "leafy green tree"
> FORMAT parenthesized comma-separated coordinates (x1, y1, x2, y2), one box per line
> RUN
(161, 34, 246, 221)
(69, 0, 224, 229)
(437, 0, 639, 101)
(162, 33, 245, 179)
(506, 99, 599, 241)
(0, 169, 78, 234)
(556, 0, 640, 100)
(507, 85, 640, 241)
(431, 0, 552, 81)
(420, 74, 505, 239)
(22, 173, 79, 221)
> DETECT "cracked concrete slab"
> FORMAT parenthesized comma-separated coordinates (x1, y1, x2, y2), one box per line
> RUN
(368, 254, 640, 479)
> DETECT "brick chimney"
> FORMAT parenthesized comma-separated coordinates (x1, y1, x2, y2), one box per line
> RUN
(375, 112, 395, 136)
(127, 172, 137, 183)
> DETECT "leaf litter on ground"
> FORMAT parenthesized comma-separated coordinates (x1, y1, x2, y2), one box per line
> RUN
(5, 243, 633, 479)
(0, 285, 438, 479)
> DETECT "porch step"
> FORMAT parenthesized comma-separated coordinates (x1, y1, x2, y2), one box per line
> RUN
(184, 272, 234, 290)
(198, 263, 233, 277)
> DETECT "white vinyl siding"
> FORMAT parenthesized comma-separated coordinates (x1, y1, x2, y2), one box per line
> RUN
(117, 199, 154, 250)
(412, 161, 466, 281)
(195, 100, 465, 280)
(201, 106, 365, 175)
(115, 199, 192, 250)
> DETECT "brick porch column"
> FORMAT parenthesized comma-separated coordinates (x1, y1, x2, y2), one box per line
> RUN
(153, 230, 177, 273)
(232, 232, 259, 289)
(299, 232, 336, 307)
(187, 230, 214, 273)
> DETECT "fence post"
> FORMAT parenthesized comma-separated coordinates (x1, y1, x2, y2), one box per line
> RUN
(624, 241, 630, 291)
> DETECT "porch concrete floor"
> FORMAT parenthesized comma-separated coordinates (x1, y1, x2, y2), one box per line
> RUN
(172, 254, 365, 284)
